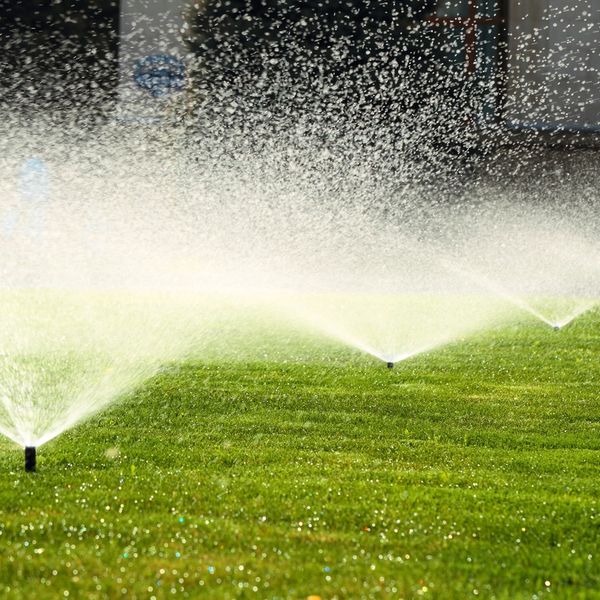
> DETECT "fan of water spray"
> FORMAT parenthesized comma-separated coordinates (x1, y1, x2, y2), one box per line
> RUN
(285, 292, 509, 367)
(0, 289, 211, 467)
(445, 208, 600, 330)
(0, 142, 238, 469)
(275, 232, 513, 366)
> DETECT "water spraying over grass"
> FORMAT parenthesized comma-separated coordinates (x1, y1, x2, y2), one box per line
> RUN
(0, 125, 599, 451)
(0, 0, 599, 456)
(282, 292, 512, 365)
(0, 290, 216, 450)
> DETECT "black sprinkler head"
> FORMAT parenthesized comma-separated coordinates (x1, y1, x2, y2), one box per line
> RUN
(387, 362, 394, 369)
(553, 325, 560, 331)
(25, 446, 36, 472)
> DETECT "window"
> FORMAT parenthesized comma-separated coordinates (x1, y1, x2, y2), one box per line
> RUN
(420, 0, 505, 120)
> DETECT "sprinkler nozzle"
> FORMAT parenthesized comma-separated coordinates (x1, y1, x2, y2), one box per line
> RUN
(553, 325, 560, 331)
(25, 446, 36, 472)
(387, 362, 394, 369)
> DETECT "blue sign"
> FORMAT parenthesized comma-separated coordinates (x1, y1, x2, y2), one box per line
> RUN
(133, 54, 186, 98)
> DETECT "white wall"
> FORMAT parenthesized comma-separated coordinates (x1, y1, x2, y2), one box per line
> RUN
(505, 0, 600, 130)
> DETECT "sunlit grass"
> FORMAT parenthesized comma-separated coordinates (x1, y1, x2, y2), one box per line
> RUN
(0, 306, 599, 598)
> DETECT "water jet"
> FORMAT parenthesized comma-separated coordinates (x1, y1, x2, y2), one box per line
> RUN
(24, 446, 36, 472)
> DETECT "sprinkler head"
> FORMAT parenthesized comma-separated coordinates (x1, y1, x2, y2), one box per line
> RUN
(25, 446, 36, 472)
(387, 362, 394, 369)
(553, 325, 561, 331)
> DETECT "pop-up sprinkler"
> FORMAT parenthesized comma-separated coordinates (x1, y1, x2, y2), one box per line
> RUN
(25, 447, 36, 472)
(387, 362, 394, 369)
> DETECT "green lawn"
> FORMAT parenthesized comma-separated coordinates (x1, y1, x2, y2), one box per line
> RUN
(0, 310, 599, 599)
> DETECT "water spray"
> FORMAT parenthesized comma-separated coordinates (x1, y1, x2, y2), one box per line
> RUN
(19, 157, 50, 238)
(25, 446, 36, 472)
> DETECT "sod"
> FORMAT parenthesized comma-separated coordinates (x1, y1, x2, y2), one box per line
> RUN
(0, 309, 599, 599)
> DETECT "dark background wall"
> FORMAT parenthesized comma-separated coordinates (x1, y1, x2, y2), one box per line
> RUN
(0, 0, 503, 120)
(0, 0, 119, 113)
(1, 0, 598, 136)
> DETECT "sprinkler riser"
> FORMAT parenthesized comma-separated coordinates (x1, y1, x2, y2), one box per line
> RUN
(25, 446, 36, 472)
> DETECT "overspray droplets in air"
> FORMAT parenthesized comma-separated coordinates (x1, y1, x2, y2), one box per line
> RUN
(0, 0, 598, 449)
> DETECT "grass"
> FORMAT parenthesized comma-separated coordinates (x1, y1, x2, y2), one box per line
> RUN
(0, 309, 599, 599)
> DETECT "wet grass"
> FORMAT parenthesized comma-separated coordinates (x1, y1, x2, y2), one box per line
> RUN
(0, 311, 599, 599)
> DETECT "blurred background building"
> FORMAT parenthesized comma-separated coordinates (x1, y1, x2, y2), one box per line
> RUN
(0, 0, 598, 137)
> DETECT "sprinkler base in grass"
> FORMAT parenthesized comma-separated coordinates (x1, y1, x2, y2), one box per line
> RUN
(25, 446, 36, 472)
(553, 325, 561, 331)
(387, 362, 394, 369)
